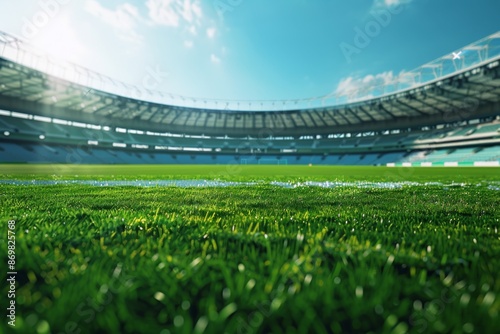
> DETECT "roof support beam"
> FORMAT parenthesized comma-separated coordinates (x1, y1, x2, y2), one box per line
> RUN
(346, 107, 363, 123)
(393, 100, 428, 116)
(358, 106, 377, 122)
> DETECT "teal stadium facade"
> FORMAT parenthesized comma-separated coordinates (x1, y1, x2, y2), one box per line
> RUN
(0, 31, 499, 166)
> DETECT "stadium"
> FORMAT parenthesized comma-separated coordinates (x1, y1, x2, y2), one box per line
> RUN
(1, 31, 499, 166)
(1, 2, 500, 334)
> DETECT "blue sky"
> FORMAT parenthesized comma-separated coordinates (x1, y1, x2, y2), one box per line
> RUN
(1, 0, 500, 107)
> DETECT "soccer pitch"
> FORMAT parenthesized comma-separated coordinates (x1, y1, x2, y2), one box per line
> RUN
(1, 165, 499, 333)
(1, 164, 500, 182)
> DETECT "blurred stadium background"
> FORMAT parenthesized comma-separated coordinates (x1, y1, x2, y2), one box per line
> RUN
(1, 30, 499, 167)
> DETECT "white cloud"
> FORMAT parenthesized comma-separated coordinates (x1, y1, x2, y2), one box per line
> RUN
(210, 54, 221, 64)
(84, 0, 143, 43)
(32, 15, 90, 65)
(372, 0, 413, 9)
(146, 0, 202, 27)
(384, 0, 402, 5)
(333, 70, 418, 101)
(188, 25, 197, 35)
(335, 71, 395, 98)
(184, 40, 194, 48)
(206, 27, 216, 39)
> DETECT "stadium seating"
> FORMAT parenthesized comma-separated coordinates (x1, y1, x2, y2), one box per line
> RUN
(398, 146, 500, 165)
(475, 123, 500, 134)
(1, 113, 499, 165)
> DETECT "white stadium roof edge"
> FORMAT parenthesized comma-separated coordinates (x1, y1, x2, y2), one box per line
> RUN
(0, 30, 499, 138)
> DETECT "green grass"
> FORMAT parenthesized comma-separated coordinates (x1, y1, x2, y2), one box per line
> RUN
(1, 164, 499, 182)
(1, 165, 499, 333)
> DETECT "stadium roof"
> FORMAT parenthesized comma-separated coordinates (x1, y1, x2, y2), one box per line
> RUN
(1, 31, 500, 137)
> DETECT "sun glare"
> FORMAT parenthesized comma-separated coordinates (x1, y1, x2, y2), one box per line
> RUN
(30, 16, 88, 66)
